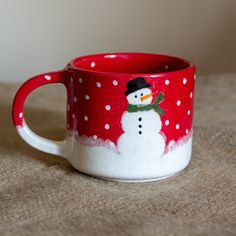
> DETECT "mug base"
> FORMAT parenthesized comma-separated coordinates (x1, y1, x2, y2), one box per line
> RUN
(92, 172, 180, 183)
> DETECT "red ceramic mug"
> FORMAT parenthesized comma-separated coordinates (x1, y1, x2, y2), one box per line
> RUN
(13, 53, 196, 182)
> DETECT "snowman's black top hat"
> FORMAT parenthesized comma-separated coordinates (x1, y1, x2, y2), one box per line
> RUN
(125, 77, 151, 96)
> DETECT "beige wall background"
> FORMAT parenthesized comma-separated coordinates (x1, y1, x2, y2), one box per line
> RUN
(0, 0, 236, 82)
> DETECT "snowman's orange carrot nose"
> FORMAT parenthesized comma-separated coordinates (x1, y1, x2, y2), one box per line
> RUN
(140, 93, 153, 102)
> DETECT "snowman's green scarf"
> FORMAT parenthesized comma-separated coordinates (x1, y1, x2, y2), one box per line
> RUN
(127, 93, 165, 116)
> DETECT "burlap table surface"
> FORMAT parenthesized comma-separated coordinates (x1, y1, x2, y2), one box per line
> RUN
(0, 74, 235, 236)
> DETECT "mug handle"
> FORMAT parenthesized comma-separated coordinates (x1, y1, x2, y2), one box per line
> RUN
(12, 71, 68, 158)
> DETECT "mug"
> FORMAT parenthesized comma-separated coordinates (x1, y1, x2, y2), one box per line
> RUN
(12, 53, 196, 182)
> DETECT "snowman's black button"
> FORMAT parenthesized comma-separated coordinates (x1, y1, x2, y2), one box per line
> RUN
(139, 125, 142, 128)
(138, 117, 142, 121)
(139, 131, 142, 135)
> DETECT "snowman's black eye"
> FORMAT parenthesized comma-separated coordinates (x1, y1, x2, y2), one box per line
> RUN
(134, 95, 137, 98)
(141, 93, 143, 96)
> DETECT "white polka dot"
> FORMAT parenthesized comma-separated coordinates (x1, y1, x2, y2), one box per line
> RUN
(183, 78, 187, 84)
(19, 112, 23, 118)
(91, 62, 96, 68)
(44, 75, 51, 80)
(176, 124, 180, 130)
(194, 74, 197, 80)
(74, 96, 77, 103)
(70, 77, 73, 82)
(187, 110, 191, 115)
(104, 124, 110, 130)
(165, 80, 170, 85)
(96, 82, 102, 88)
(165, 120, 169, 126)
(72, 114, 75, 119)
(165, 65, 169, 69)
(105, 105, 111, 111)
(84, 116, 88, 121)
(177, 100, 181, 106)
(93, 135, 97, 140)
(113, 80, 118, 86)
(186, 129, 189, 134)
(190, 92, 193, 98)
(85, 95, 90, 100)
(76, 131, 79, 136)
(67, 104, 70, 111)
(79, 77, 83, 83)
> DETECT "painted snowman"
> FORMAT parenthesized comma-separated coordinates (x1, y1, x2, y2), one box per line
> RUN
(118, 77, 166, 159)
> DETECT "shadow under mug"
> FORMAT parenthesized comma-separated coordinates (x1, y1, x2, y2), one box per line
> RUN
(12, 52, 196, 182)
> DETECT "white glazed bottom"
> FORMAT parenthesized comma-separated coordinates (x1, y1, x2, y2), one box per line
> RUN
(17, 125, 192, 182)
(68, 137, 192, 182)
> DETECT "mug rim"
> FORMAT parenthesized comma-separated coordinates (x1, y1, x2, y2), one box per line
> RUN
(68, 52, 196, 76)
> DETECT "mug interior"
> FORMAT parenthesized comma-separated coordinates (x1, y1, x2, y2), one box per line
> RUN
(71, 53, 193, 74)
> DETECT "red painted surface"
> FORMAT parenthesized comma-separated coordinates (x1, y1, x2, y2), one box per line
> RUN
(12, 53, 196, 148)
(12, 71, 66, 126)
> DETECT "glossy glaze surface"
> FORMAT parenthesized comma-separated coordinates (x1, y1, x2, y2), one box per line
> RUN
(12, 53, 196, 182)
